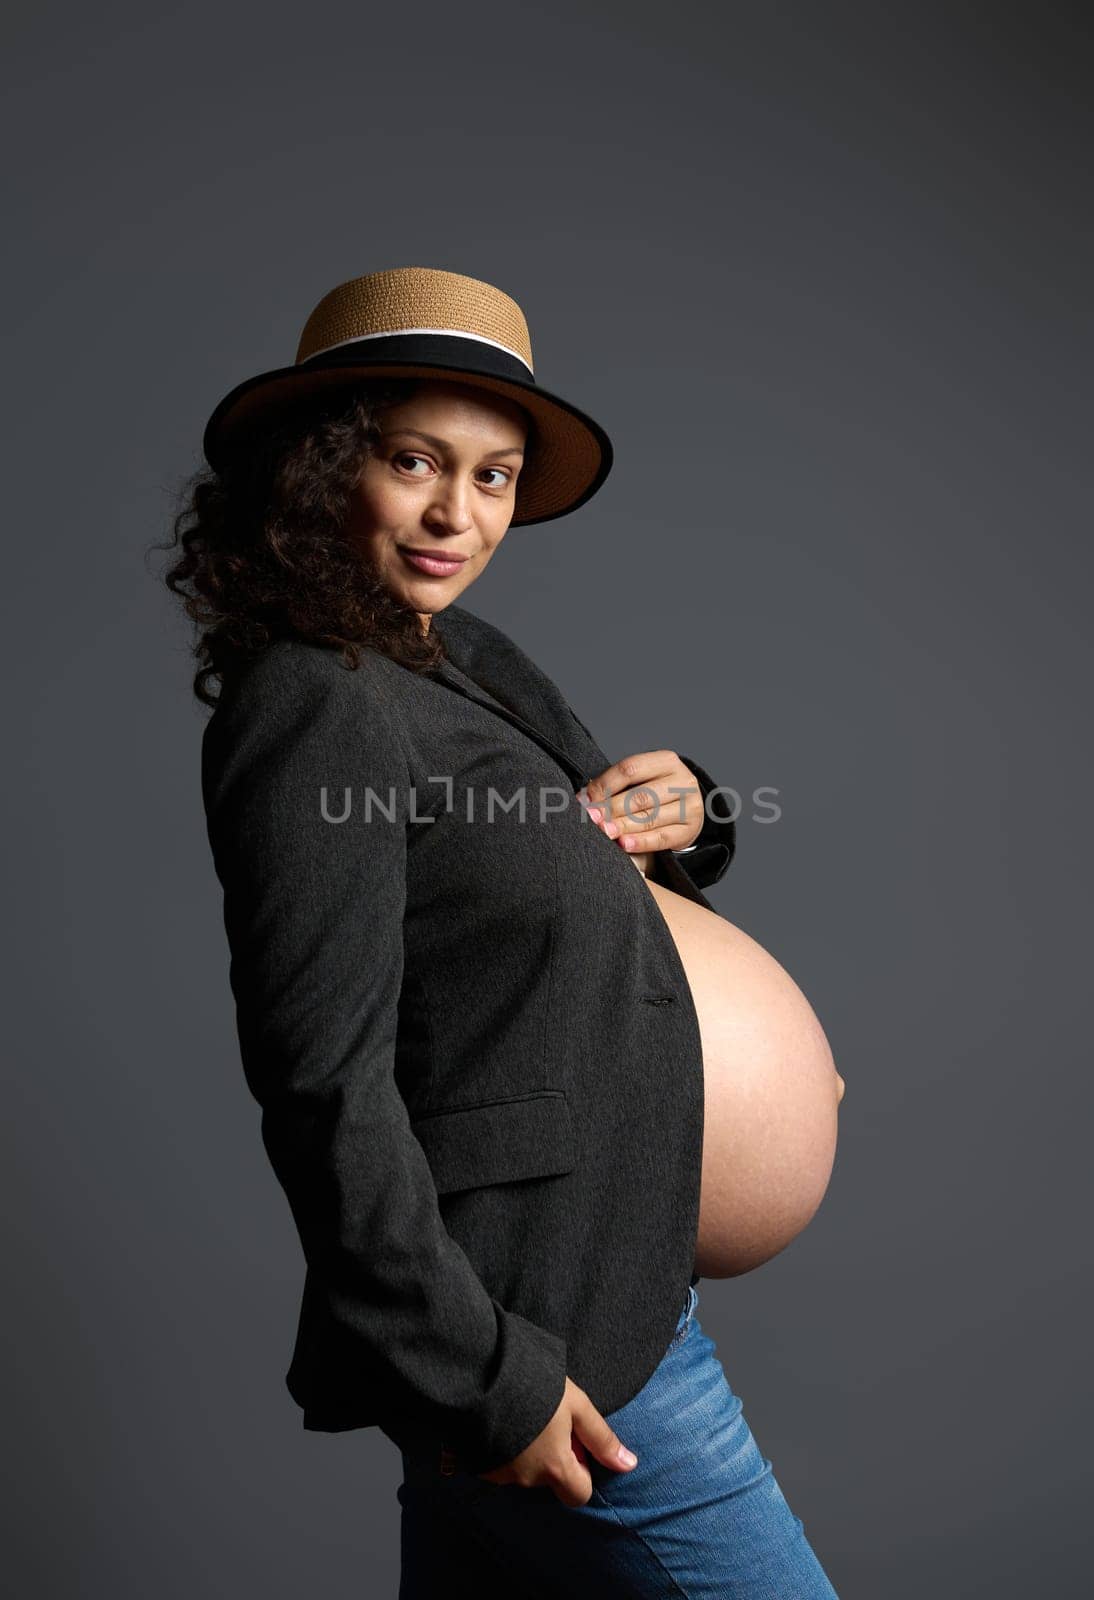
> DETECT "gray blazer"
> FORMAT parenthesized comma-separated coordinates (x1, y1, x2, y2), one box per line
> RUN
(200, 601, 736, 1475)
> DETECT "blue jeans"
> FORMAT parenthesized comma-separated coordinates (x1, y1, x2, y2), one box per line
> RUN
(396, 1283, 840, 1597)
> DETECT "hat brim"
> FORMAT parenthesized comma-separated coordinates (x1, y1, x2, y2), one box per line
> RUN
(202, 359, 613, 526)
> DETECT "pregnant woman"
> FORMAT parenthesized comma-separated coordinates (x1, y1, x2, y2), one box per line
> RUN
(169, 266, 844, 1597)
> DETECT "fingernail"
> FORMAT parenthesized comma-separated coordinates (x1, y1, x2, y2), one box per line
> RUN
(587, 806, 603, 823)
(617, 1446, 637, 1467)
(603, 820, 619, 838)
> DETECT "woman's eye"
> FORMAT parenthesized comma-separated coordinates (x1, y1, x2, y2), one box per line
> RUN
(393, 454, 509, 489)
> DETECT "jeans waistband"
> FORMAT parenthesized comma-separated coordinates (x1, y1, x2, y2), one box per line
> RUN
(674, 1282, 698, 1338)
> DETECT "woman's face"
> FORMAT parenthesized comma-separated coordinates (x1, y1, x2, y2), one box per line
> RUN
(345, 379, 528, 631)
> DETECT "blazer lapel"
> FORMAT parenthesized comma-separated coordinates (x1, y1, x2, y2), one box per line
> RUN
(426, 608, 607, 791)
(426, 604, 716, 912)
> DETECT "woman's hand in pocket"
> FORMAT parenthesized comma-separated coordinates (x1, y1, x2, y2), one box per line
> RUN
(478, 1376, 638, 1508)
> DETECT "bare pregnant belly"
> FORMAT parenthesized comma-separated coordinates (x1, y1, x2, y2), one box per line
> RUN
(644, 876, 842, 1279)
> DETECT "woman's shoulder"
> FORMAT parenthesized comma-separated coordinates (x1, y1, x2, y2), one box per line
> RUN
(216, 636, 399, 712)
(204, 637, 411, 775)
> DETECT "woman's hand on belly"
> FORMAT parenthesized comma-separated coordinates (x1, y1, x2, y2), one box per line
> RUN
(578, 750, 708, 858)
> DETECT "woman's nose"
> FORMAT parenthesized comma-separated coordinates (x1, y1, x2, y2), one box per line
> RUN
(427, 481, 474, 533)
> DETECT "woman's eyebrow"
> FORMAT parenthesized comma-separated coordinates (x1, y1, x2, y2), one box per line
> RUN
(385, 427, 524, 458)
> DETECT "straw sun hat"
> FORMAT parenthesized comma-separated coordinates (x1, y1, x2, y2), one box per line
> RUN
(202, 265, 614, 526)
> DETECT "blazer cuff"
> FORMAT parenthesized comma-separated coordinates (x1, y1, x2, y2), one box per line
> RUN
(447, 1311, 568, 1474)
(670, 752, 737, 890)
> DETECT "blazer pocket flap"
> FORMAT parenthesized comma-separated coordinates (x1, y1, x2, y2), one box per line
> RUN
(411, 1091, 576, 1195)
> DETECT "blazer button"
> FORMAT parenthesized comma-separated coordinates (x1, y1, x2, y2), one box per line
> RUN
(439, 1443, 459, 1477)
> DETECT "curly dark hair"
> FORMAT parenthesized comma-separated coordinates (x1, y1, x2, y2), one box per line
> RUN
(157, 377, 508, 708)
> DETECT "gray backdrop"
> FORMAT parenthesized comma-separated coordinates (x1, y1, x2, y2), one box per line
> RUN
(5, 2, 1091, 1595)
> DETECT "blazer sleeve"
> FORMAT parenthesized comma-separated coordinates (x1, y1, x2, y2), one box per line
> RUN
(201, 644, 567, 1474)
(670, 752, 737, 890)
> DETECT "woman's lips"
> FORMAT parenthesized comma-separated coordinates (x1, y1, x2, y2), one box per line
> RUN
(399, 548, 469, 577)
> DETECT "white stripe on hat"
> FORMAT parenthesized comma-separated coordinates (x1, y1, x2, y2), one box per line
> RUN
(300, 326, 534, 376)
